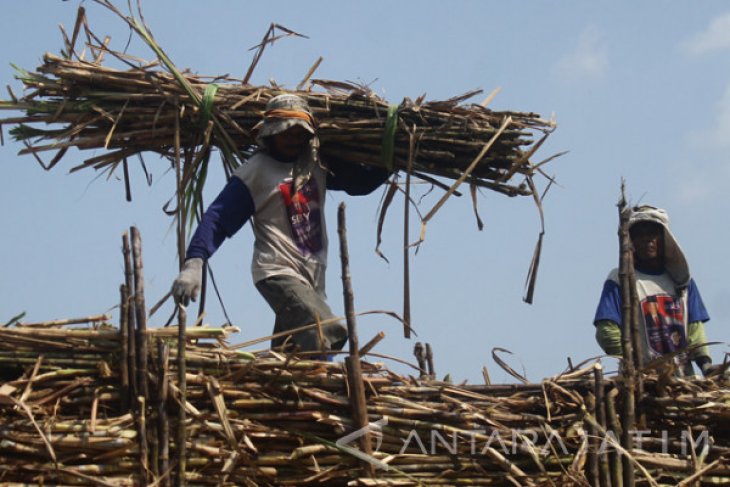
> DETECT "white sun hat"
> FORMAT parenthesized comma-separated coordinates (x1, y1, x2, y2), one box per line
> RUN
(254, 94, 315, 146)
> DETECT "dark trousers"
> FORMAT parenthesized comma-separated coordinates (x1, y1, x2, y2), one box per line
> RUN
(255, 275, 348, 352)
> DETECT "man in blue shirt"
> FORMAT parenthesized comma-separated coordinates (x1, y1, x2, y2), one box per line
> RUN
(172, 94, 389, 353)
(593, 205, 715, 376)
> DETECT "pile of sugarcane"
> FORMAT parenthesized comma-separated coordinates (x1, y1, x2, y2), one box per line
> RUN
(2, 53, 554, 196)
(0, 2, 558, 204)
(0, 317, 728, 486)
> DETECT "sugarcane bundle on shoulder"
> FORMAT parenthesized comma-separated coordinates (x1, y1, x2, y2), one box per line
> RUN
(2, 53, 554, 196)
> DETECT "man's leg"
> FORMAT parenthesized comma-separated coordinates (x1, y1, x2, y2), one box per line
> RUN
(255, 275, 347, 352)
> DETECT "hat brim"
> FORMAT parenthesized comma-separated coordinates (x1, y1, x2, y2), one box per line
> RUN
(254, 118, 315, 146)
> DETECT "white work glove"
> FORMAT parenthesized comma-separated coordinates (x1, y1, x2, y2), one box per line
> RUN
(172, 258, 204, 306)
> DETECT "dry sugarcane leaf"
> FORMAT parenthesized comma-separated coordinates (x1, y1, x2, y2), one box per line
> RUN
(492, 347, 529, 384)
(470, 183, 485, 231)
(522, 175, 545, 304)
(375, 178, 399, 264)
(206, 377, 238, 450)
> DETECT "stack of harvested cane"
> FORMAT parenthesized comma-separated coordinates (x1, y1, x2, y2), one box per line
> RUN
(0, 225, 726, 486)
(2, 203, 724, 487)
(0, 321, 728, 486)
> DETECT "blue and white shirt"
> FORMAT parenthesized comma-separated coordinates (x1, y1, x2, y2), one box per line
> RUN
(594, 267, 709, 364)
(186, 151, 389, 295)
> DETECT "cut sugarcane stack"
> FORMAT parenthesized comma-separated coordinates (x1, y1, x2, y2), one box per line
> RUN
(2, 53, 554, 196)
(0, 319, 728, 486)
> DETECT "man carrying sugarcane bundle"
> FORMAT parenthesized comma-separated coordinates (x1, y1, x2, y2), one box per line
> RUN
(172, 94, 390, 354)
(593, 205, 722, 377)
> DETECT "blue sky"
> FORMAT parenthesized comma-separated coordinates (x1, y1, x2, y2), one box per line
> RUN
(1, 1, 729, 383)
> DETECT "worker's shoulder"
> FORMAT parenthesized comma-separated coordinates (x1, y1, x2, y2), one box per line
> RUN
(232, 151, 271, 180)
(605, 267, 620, 283)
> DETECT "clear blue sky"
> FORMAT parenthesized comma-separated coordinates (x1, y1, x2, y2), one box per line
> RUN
(1, 1, 729, 383)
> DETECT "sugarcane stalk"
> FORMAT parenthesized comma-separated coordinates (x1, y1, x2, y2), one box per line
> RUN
(131, 227, 149, 402)
(628, 260, 646, 431)
(177, 302, 187, 487)
(120, 284, 130, 412)
(586, 391, 601, 486)
(146, 327, 232, 339)
(595, 363, 612, 487)
(157, 339, 170, 487)
(425, 343, 435, 378)
(338, 202, 374, 478)
(137, 395, 148, 486)
(122, 231, 138, 403)
(17, 314, 111, 328)
(676, 459, 723, 487)
(414, 342, 427, 377)
(403, 131, 415, 338)
(606, 387, 623, 487)
(0, 328, 119, 339)
(359, 332, 385, 357)
(618, 184, 636, 487)
(624, 199, 645, 431)
(174, 98, 185, 271)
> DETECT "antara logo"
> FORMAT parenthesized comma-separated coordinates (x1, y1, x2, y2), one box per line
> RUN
(335, 417, 390, 470)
